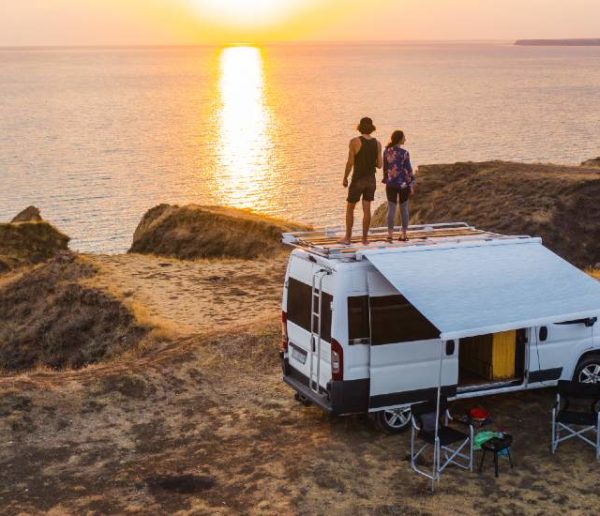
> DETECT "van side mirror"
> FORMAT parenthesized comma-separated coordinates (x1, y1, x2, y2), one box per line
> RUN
(445, 340, 455, 355)
(539, 327, 548, 342)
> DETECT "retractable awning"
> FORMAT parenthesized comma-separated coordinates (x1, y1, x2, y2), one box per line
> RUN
(360, 238, 600, 340)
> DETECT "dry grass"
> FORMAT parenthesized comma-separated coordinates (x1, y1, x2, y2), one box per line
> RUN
(2, 317, 600, 514)
(129, 204, 311, 260)
(78, 261, 183, 341)
(0, 220, 69, 272)
(0, 253, 150, 372)
(581, 156, 600, 167)
(372, 160, 600, 268)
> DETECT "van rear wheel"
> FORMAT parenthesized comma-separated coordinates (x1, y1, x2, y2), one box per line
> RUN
(376, 408, 411, 433)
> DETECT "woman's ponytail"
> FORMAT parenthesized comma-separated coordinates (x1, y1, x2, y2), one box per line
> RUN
(386, 130, 405, 149)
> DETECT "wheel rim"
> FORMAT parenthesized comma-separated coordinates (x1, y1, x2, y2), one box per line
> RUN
(579, 363, 600, 384)
(383, 408, 411, 428)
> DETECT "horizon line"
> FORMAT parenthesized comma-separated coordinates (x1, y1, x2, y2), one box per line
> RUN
(0, 39, 518, 50)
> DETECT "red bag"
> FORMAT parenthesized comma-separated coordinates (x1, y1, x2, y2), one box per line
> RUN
(468, 407, 489, 421)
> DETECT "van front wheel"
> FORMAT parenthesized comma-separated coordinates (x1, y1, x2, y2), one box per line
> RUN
(575, 355, 600, 384)
(376, 408, 412, 434)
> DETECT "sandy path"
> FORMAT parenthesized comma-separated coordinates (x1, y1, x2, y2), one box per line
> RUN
(84, 253, 288, 335)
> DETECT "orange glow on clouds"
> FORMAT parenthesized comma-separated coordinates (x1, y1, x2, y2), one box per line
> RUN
(2, 0, 600, 47)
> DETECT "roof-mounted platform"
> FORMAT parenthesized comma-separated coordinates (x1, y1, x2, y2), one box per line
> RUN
(282, 222, 533, 260)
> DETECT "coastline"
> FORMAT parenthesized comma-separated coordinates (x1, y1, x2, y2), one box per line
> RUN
(515, 38, 600, 46)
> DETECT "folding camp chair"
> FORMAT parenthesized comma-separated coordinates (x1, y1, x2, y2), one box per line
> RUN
(551, 380, 600, 459)
(410, 397, 474, 485)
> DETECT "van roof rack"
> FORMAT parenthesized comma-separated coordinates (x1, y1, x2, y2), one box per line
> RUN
(282, 222, 529, 259)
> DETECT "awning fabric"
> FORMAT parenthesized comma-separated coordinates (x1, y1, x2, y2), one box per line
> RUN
(360, 238, 600, 340)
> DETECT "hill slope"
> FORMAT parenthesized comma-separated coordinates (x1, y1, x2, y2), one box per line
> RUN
(129, 204, 311, 260)
(0, 220, 69, 272)
(0, 254, 148, 371)
(372, 161, 600, 267)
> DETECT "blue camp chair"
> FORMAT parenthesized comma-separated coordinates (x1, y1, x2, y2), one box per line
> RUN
(410, 397, 474, 485)
(551, 380, 600, 459)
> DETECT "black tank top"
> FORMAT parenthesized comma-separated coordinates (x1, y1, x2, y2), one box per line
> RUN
(353, 136, 378, 180)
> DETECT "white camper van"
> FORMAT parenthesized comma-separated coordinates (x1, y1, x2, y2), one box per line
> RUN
(280, 223, 600, 432)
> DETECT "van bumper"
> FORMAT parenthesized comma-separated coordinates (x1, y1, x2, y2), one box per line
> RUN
(282, 357, 369, 415)
(282, 358, 333, 413)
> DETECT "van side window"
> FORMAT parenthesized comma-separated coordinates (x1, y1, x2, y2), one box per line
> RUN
(287, 277, 332, 342)
(370, 295, 439, 345)
(348, 296, 370, 341)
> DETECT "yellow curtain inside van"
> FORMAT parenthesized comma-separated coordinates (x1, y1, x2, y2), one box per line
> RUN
(460, 331, 516, 380)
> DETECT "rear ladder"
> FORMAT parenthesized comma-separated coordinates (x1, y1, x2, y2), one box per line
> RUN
(309, 269, 329, 393)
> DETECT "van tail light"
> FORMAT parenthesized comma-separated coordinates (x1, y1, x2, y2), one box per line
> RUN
(331, 339, 344, 381)
(281, 311, 289, 352)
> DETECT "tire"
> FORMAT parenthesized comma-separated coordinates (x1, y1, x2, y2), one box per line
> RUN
(574, 355, 600, 384)
(375, 408, 412, 434)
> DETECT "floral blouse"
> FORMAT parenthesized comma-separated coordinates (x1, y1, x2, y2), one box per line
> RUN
(383, 146, 415, 189)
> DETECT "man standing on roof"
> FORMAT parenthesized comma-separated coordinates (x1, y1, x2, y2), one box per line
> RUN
(339, 117, 383, 245)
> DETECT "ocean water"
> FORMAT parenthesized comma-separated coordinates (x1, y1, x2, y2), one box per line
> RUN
(1, 43, 599, 253)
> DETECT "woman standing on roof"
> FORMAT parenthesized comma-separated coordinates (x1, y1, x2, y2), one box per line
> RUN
(383, 130, 415, 242)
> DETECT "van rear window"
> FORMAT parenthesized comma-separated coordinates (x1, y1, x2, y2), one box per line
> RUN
(368, 295, 439, 345)
(287, 277, 332, 342)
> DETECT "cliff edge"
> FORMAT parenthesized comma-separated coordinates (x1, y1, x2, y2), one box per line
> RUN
(129, 204, 311, 260)
(372, 160, 600, 268)
(0, 207, 70, 273)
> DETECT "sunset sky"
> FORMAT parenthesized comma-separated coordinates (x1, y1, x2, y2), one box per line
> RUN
(1, 0, 599, 46)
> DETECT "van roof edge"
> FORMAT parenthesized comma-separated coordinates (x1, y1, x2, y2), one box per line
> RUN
(282, 223, 534, 261)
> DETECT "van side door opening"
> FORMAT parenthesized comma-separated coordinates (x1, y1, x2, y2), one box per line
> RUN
(457, 329, 527, 392)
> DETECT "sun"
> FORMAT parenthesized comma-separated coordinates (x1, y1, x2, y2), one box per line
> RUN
(190, 0, 308, 28)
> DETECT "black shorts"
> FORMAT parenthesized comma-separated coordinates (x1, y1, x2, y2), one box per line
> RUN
(386, 185, 410, 204)
(347, 175, 376, 203)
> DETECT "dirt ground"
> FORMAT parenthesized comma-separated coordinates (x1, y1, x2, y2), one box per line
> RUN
(1, 253, 600, 514)
(84, 253, 288, 335)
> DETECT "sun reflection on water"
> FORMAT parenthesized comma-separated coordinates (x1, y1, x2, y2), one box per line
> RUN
(215, 46, 274, 209)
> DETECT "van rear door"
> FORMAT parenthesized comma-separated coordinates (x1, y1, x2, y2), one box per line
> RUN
(367, 272, 458, 411)
(285, 259, 333, 393)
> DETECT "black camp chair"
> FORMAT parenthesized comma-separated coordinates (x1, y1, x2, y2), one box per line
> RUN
(410, 397, 474, 486)
(551, 380, 600, 459)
